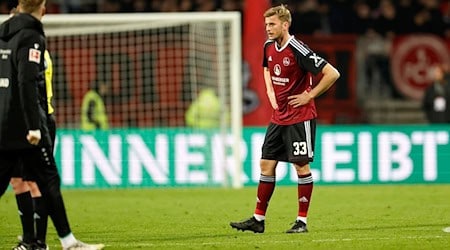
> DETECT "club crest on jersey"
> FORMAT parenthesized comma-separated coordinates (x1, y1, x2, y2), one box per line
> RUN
(29, 48, 41, 64)
(283, 57, 290, 66)
(274, 64, 281, 76)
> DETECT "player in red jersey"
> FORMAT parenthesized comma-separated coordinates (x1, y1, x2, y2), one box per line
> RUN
(230, 4, 340, 233)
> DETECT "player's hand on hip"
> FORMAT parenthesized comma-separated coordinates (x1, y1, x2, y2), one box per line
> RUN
(27, 129, 41, 145)
(288, 90, 313, 108)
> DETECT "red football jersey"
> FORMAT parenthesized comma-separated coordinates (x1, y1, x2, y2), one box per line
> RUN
(262, 36, 327, 125)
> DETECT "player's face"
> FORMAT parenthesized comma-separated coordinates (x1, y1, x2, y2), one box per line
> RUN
(265, 15, 285, 40)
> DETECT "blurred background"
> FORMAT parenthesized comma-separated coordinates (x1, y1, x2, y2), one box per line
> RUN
(1, 0, 449, 188)
(1, 0, 449, 127)
(1, 6, 449, 248)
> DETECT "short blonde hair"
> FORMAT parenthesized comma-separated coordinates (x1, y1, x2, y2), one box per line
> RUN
(264, 4, 292, 25)
(19, 0, 46, 14)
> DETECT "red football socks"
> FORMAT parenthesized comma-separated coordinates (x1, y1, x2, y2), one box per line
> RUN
(254, 175, 276, 216)
(297, 173, 313, 217)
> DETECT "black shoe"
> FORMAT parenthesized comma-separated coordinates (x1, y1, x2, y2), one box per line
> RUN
(33, 240, 49, 250)
(230, 216, 265, 233)
(286, 220, 308, 233)
(12, 241, 33, 250)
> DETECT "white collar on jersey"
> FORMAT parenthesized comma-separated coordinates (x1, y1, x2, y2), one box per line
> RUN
(275, 35, 294, 52)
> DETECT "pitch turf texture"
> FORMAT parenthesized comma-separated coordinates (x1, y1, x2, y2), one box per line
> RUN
(1, 185, 449, 249)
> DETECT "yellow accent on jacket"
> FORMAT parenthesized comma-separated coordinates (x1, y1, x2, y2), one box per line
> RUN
(44, 50, 54, 114)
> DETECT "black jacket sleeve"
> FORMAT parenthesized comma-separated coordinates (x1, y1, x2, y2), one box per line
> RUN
(16, 31, 45, 131)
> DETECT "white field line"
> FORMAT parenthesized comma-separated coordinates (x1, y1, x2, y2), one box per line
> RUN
(311, 235, 445, 242)
(54, 235, 446, 248)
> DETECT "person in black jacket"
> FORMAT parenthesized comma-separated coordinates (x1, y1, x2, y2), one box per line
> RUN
(4, 6, 49, 249)
(0, 1, 104, 250)
(422, 64, 450, 123)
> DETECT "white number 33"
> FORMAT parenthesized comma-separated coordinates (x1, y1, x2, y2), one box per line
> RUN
(292, 141, 307, 156)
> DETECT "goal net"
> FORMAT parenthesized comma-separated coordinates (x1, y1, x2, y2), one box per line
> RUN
(41, 13, 241, 128)
(25, 12, 242, 187)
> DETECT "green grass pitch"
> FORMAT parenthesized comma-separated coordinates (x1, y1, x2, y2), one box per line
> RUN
(1, 185, 450, 249)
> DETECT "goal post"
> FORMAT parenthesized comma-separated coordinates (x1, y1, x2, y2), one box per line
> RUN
(1, 12, 243, 188)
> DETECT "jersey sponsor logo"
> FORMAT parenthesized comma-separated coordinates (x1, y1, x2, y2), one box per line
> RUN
(274, 64, 281, 76)
(271, 76, 289, 86)
(283, 57, 290, 66)
(0, 78, 9, 88)
(309, 53, 324, 67)
(391, 35, 450, 100)
(29, 48, 41, 64)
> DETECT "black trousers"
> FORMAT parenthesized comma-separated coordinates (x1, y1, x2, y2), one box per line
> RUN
(47, 114, 56, 149)
(0, 147, 72, 238)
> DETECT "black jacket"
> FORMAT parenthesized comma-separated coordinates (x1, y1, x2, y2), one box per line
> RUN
(0, 13, 50, 150)
(422, 81, 450, 124)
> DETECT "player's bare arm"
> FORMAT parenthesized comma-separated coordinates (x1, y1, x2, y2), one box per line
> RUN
(287, 63, 340, 108)
(264, 67, 279, 110)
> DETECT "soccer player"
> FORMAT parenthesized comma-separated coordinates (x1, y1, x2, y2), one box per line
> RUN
(230, 4, 340, 233)
(9, 50, 55, 250)
(0, 1, 104, 249)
